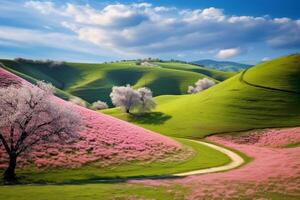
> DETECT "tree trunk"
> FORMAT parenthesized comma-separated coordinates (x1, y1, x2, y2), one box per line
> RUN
(4, 152, 17, 182)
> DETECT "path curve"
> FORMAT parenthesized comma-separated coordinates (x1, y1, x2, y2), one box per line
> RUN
(174, 140, 244, 176)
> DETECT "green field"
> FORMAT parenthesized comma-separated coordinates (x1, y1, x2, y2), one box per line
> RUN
(0, 183, 187, 200)
(0, 59, 232, 105)
(103, 54, 300, 138)
(0, 139, 231, 184)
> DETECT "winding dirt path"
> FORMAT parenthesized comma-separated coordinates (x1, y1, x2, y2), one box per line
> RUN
(174, 140, 244, 176)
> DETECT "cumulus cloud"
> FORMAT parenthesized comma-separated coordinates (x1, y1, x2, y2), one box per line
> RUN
(216, 48, 241, 59)
(23, 1, 300, 56)
(0, 26, 113, 57)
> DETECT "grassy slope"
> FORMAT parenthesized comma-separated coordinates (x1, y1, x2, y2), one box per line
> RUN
(0, 61, 78, 101)
(0, 59, 232, 105)
(244, 54, 300, 93)
(103, 54, 300, 138)
(154, 61, 235, 81)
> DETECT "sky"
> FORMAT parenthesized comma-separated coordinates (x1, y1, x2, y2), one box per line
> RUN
(0, 0, 299, 63)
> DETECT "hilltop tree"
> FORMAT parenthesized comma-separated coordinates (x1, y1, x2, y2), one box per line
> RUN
(110, 85, 141, 113)
(187, 78, 215, 94)
(137, 87, 156, 113)
(0, 81, 81, 182)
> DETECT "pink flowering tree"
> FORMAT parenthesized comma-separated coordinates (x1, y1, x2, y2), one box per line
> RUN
(0, 81, 81, 182)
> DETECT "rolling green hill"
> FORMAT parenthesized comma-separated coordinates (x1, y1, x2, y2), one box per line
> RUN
(103, 54, 300, 138)
(153, 61, 235, 81)
(0, 59, 232, 105)
(192, 59, 252, 72)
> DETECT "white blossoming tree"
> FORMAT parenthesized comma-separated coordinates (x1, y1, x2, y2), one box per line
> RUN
(110, 85, 156, 114)
(110, 85, 141, 113)
(187, 78, 215, 94)
(137, 87, 156, 113)
(90, 100, 108, 110)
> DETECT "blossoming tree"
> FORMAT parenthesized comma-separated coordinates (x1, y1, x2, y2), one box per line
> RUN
(0, 81, 81, 182)
(187, 78, 215, 94)
(110, 85, 156, 113)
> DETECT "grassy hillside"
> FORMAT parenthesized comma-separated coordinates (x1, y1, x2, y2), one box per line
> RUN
(103, 54, 300, 138)
(0, 59, 232, 105)
(154, 61, 235, 81)
(0, 62, 81, 102)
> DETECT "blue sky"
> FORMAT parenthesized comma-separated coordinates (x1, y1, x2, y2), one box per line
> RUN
(0, 0, 299, 63)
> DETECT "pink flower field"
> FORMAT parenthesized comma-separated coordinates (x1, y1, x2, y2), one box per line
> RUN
(0, 68, 181, 169)
(132, 128, 300, 199)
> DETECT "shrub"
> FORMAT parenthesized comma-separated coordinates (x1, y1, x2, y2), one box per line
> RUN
(90, 100, 108, 110)
(187, 78, 215, 94)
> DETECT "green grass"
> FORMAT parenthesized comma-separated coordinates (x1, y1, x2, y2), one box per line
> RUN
(0, 139, 230, 184)
(284, 141, 300, 148)
(244, 54, 300, 93)
(0, 183, 187, 200)
(0, 59, 232, 105)
(103, 54, 300, 138)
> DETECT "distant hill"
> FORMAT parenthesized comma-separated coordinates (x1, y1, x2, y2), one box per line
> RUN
(193, 59, 252, 72)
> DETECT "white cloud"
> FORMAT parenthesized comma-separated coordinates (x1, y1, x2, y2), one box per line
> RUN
(24, 1, 56, 14)
(19, 1, 300, 56)
(216, 48, 241, 59)
(0, 26, 116, 57)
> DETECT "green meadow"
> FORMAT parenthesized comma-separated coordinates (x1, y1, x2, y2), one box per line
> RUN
(0, 59, 233, 105)
(103, 54, 300, 138)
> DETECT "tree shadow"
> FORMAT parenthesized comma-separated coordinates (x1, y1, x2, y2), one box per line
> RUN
(128, 112, 172, 125)
(1, 173, 184, 186)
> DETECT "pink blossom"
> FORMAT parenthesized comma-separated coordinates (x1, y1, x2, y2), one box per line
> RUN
(132, 128, 300, 199)
(0, 68, 181, 169)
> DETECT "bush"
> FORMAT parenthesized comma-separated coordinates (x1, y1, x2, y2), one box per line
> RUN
(187, 78, 215, 94)
(70, 97, 87, 108)
(90, 100, 108, 110)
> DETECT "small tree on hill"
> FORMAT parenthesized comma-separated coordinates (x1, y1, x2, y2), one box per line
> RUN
(110, 85, 141, 113)
(187, 78, 215, 94)
(110, 85, 156, 114)
(0, 81, 81, 182)
(70, 97, 87, 108)
(90, 100, 108, 110)
(137, 87, 156, 113)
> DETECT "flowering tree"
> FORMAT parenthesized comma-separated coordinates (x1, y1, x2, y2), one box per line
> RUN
(110, 85, 156, 114)
(110, 85, 141, 113)
(70, 97, 87, 108)
(187, 78, 215, 94)
(137, 87, 156, 113)
(0, 81, 81, 182)
(90, 100, 108, 110)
